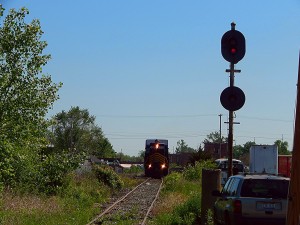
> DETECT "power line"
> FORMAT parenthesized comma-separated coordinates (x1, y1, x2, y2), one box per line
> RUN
(96, 114, 218, 118)
(238, 115, 292, 123)
(95, 113, 293, 123)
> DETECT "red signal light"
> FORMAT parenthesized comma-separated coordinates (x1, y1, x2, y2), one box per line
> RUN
(231, 48, 237, 54)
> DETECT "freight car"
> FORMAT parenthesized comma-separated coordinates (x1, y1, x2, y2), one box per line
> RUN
(144, 139, 169, 178)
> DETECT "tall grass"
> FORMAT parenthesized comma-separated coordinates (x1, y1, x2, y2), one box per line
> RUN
(0, 166, 144, 225)
(0, 171, 111, 225)
(149, 160, 216, 225)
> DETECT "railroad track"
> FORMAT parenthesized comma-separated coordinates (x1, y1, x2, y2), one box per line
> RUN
(87, 178, 163, 225)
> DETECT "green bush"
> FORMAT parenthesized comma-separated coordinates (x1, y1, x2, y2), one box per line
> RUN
(35, 153, 71, 195)
(33, 148, 87, 195)
(163, 172, 182, 192)
(124, 165, 143, 174)
(183, 160, 217, 181)
(0, 141, 15, 191)
(61, 172, 110, 208)
(93, 165, 124, 190)
(151, 193, 201, 225)
(173, 193, 201, 224)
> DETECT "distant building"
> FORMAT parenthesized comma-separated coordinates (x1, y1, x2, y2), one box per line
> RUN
(169, 152, 194, 166)
(204, 142, 228, 159)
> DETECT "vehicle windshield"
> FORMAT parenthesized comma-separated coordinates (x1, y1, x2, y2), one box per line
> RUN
(240, 179, 289, 198)
(217, 161, 244, 172)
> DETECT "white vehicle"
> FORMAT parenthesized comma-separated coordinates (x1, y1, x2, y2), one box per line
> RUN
(215, 158, 244, 185)
(249, 145, 278, 175)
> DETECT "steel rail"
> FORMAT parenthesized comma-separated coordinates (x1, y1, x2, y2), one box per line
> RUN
(140, 178, 163, 225)
(86, 178, 152, 225)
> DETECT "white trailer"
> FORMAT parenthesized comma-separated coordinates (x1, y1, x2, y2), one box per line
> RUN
(249, 145, 278, 174)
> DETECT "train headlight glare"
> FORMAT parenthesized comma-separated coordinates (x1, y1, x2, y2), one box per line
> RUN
(161, 164, 166, 169)
(148, 164, 152, 168)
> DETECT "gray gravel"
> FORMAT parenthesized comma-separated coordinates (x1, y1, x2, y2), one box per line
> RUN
(92, 178, 162, 225)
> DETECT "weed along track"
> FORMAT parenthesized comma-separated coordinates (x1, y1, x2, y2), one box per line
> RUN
(87, 178, 163, 225)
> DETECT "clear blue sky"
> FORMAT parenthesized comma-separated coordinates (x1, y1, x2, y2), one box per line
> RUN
(2, 0, 300, 156)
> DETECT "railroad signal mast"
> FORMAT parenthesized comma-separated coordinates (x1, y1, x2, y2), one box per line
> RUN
(220, 22, 246, 177)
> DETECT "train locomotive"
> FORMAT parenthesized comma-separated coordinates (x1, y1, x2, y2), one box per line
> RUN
(144, 139, 169, 178)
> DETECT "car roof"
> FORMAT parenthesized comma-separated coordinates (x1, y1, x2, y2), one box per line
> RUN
(231, 174, 290, 181)
(215, 158, 242, 163)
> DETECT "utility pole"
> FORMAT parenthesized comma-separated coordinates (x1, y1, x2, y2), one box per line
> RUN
(287, 51, 300, 225)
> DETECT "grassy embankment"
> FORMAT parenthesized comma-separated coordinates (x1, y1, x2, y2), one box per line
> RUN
(0, 167, 141, 225)
(0, 162, 216, 225)
(149, 160, 216, 225)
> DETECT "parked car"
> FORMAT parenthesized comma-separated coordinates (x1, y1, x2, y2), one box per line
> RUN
(212, 174, 289, 225)
(214, 158, 245, 185)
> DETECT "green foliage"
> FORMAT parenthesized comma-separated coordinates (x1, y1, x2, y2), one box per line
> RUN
(163, 172, 182, 192)
(205, 209, 214, 225)
(50, 106, 115, 159)
(233, 141, 256, 159)
(116, 152, 143, 162)
(0, 7, 61, 145)
(36, 152, 79, 195)
(0, 141, 15, 191)
(274, 139, 291, 155)
(123, 165, 143, 174)
(93, 164, 124, 190)
(10, 146, 84, 195)
(175, 139, 196, 153)
(172, 193, 201, 225)
(151, 173, 202, 225)
(138, 150, 145, 158)
(203, 131, 227, 144)
(61, 172, 110, 207)
(0, 172, 110, 225)
(0, 7, 61, 194)
(190, 147, 213, 165)
(183, 160, 217, 181)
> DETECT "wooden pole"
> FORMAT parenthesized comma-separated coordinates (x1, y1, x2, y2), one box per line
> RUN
(287, 51, 300, 225)
(201, 169, 221, 225)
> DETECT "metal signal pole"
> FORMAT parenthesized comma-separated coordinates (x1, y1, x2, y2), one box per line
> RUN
(227, 62, 235, 177)
(221, 22, 245, 177)
(219, 114, 223, 158)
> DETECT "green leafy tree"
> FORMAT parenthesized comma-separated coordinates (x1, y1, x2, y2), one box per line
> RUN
(203, 131, 227, 144)
(175, 139, 196, 153)
(116, 152, 143, 162)
(190, 145, 213, 165)
(233, 144, 244, 159)
(0, 7, 61, 189)
(243, 141, 256, 154)
(274, 140, 291, 155)
(233, 141, 256, 165)
(40, 107, 115, 194)
(0, 7, 61, 144)
(138, 150, 145, 158)
(50, 106, 115, 159)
